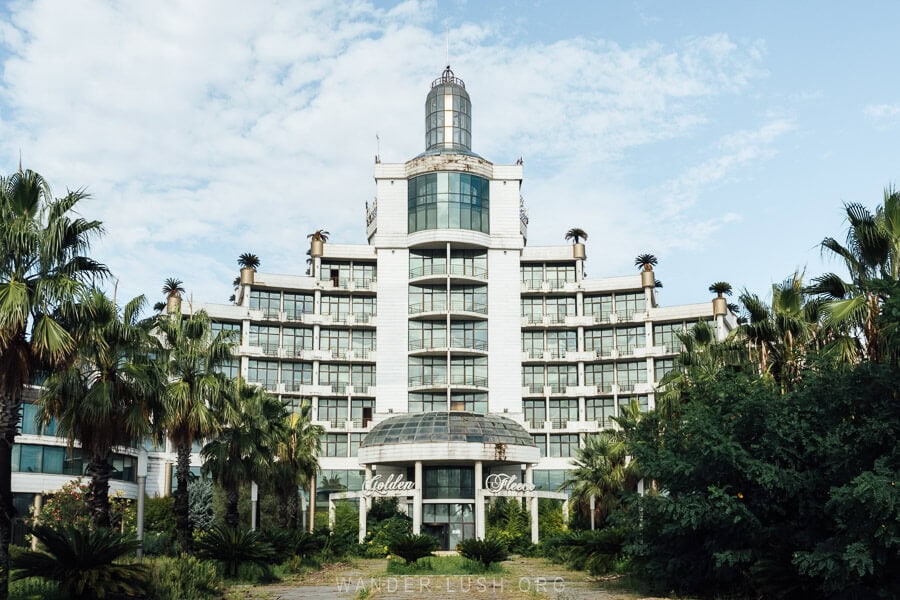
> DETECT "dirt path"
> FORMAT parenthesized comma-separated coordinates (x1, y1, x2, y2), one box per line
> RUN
(245, 557, 648, 600)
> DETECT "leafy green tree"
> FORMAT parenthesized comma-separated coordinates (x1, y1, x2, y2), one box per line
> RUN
(202, 379, 286, 528)
(157, 310, 233, 550)
(38, 291, 158, 528)
(809, 188, 900, 361)
(563, 430, 635, 529)
(272, 402, 322, 531)
(0, 169, 107, 599)
(12, 525, 149, 600)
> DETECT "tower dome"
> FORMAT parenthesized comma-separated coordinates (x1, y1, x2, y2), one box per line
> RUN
(425, 66, 472, 153)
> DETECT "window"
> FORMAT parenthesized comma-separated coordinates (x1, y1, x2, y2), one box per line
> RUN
(215, 359, 239, 379)
(318, 399, 348, 427)
(521, 297, 543, 321)
(532, 434, 547, 457)
(409, 393, 446, 413)
(545, 264, 575, 287)
(351, 365, 375, 391)
(320, 329, 350, 354)
(319, 365, 350, 392)
(449, 285, 487, 313)
(450, 320, 487, 350)
(351, 296, 376, 320)
(520, 264, 543, 288)
(409, 321, 447, 351)
(210, 321, 240, 342)
(249, 325, 279, 354)
(653, 321, 700, 352)
(584, 295, 612, 319)
(350, 399, 374, 426)
(550, 434, 579, 457)
(410, 249, 447, 278)
(523, 366, 544, 393)
(409, 285, 446, 313)
(352, 330, 376, 353)
(322, 433, 348, 457)
(655, 358, 675, 382)
(409, 357, 447, 386)
(321, 296, 350, 318)
(584, 363, 615, 392)
(523, 399, 545, 428)
(408, 173, 490, 234)
(616, 326, 645, 354)
(449, 249, 487, 278)
(247, 360, 278, 390)
(545, 297, 575, 322)
(349, 433, 366, 457)
(321, 261, 351, 284)
(20, 403, 41, 435)
(450, 357, 487, 386)
(249, 290, 280, 317)
(547, 365, 577, 392)
(283, 327, 313, 355)
(616, 361, 648, 391)
(615, 292, 645, 318)
(283, 293, 313, 319)
(423, 466, 475, 499)
(522, 331, 544, 357)
(281, 362, 312, 390)
(547, 330, 576, 357)
(619, 395, 650, 413)
(584, 328, 614, 356)
(449, 393, 487, 413)
(549, 399, 578, 427)
(586, 397, 617, 428)
(532, 470, 567, 493)
(351, 263, 376, 285)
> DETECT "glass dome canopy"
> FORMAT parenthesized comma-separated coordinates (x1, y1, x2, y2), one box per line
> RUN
(361, 412, 535, 448)
(425, 66, 472, 153)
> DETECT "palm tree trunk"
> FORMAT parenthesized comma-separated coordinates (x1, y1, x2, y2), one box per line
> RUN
(0, 395, 20, 600)
(174, 441, 193, 551)
(85, 456, 113, 529)
(287, 487, 299, 531)
(225, 482, 240, 529)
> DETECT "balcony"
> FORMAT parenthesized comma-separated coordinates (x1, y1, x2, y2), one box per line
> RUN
(408, 376, 448, 390)
(408, 302, 447, 316)
(449, 375, 488, 388)
(448, 339, 488, 353)
(448, 299, 488, 315)
(449, 264, 488, 280)
(523, 384, 545, 396)
(409, 264, 448, 279)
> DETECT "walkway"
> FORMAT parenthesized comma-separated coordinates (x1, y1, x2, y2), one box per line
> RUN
(244, 557, 651, 600)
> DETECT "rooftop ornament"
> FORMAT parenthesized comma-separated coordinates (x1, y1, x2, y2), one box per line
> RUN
(431, 65, 465, 89)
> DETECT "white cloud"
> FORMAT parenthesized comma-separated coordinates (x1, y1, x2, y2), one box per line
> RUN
(864, 103, 900, 124)
(0, 0, 774, 306)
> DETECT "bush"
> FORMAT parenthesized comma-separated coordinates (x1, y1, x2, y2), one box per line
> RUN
(259, 527, 295, 560)
(194, 525, 275, 577)
(188, 478, 215, 533)
(458, 537, 509, 569)
(141, 531, 176, 556)
(9, 577, 63, 600)
(362, 514, 411, 557)
(387, 533, 439, 564)
(146, 555, 223, 600)
(295, 530, 327, 559)
(144, 495, 176, 534)
(486, 498, 532, 554)
(542, 527, 626, 575)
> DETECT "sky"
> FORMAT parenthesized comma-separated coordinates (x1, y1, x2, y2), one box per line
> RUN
(0, 0, 897, 309)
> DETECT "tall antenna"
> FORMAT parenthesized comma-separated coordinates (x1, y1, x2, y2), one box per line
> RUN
(446, 26, 450, 67)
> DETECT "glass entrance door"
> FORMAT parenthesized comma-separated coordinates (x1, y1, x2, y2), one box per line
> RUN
(422, 502, 475, 550)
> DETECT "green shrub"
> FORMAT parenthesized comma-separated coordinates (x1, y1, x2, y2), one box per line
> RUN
(9, 577, 63, 600)
(485, 497, 532, 554)
(363, 514, 411, 557)
(259, 527, 295, 560)
(295, 530, 327, 558)
(12, 525, 149, 599)
(387, 533, 439, 564)
(144, 495, 176, 534)
(146, 555, 223, 600)
(458, 537, 509, 569)
(194, 525, 275, 577)
(142, 530, 176, 556)
(542, 527, 625, 575)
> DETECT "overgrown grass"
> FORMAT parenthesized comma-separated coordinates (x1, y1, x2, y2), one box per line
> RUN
(385, 555, 505, 575)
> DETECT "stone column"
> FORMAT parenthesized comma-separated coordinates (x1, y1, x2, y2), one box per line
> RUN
(526, 466, 538, 544)
(474, 461, 485, 539)
(413, 461, 423, 535)
(358, 495, 367, 544)
(31, 494, 43, 550)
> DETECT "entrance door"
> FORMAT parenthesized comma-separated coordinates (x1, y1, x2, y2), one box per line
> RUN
(423, 524, 448, 549)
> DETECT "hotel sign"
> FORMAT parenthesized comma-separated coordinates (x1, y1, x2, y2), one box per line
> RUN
(485, 473, 536, 494)
(362, 473, 416, 497)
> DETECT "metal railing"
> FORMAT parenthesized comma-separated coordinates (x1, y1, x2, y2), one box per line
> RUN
(409, 264, 447, 278)
(449, 375, 488, 387)
(408, 302, 447, 314)
(449, 338, 488, 351)
(449, 300, 488, 314)
(408, 376, 447, 387)
(449, 264, 488, 279)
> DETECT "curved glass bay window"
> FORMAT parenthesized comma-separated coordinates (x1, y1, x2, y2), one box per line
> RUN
(408, 172, 490, 234)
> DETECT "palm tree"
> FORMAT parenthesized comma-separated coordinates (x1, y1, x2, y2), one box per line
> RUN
(273, 402, 323, 530)
(562, 430, 635, 528)
(709, 281, 733, 297)
(12, 525, 149, 600)
(634, 254, 658, 271)
(307, 230, 330, 242)
(162, 277, 185, 299)
(0, 169, 108, 599)
(565, 228, 588, 244)
(157, 310, 234, 550)
(38, 291, 159, 528)
(237, 253, 261, 270)
(202, 379, 286, 528)
(808, 189, 900, 361)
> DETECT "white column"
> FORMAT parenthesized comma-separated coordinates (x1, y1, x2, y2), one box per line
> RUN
(589, 495, 596, 530)
(526, 466, 538, 544)
(475, 461, 485, 539)
(136, 448, 148, 559)
(31, 494, 43, 551)
(364, 466, 372, 510)
(328, 497, 335, 530)
(562, 496, 569, 524)
(358, 495, 367, 543)
(413, 461, 423, 535)
(250, 481, 259, 531)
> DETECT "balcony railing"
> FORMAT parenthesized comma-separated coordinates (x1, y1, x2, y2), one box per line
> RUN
(408, 302, 447, 315)
(449, 375, 488, 387)
(319, 382, 348, 394)
(526, 419, 543, 429)
(449, 300, 488, 314)
(409, 264, 447, 278)
(550, 419, 569, 429)
(352, 312, 376, 323)
(449, 339, 488, 351)
(283, 381, 310, 392)
(525, 384, 545, 394)
(408, 376, 447, 387)
(408, 339, 447, 351)
(449, 264, 488, 279)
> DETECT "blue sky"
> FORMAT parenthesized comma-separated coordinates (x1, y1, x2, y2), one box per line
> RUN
(0, 0, 897, 308)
